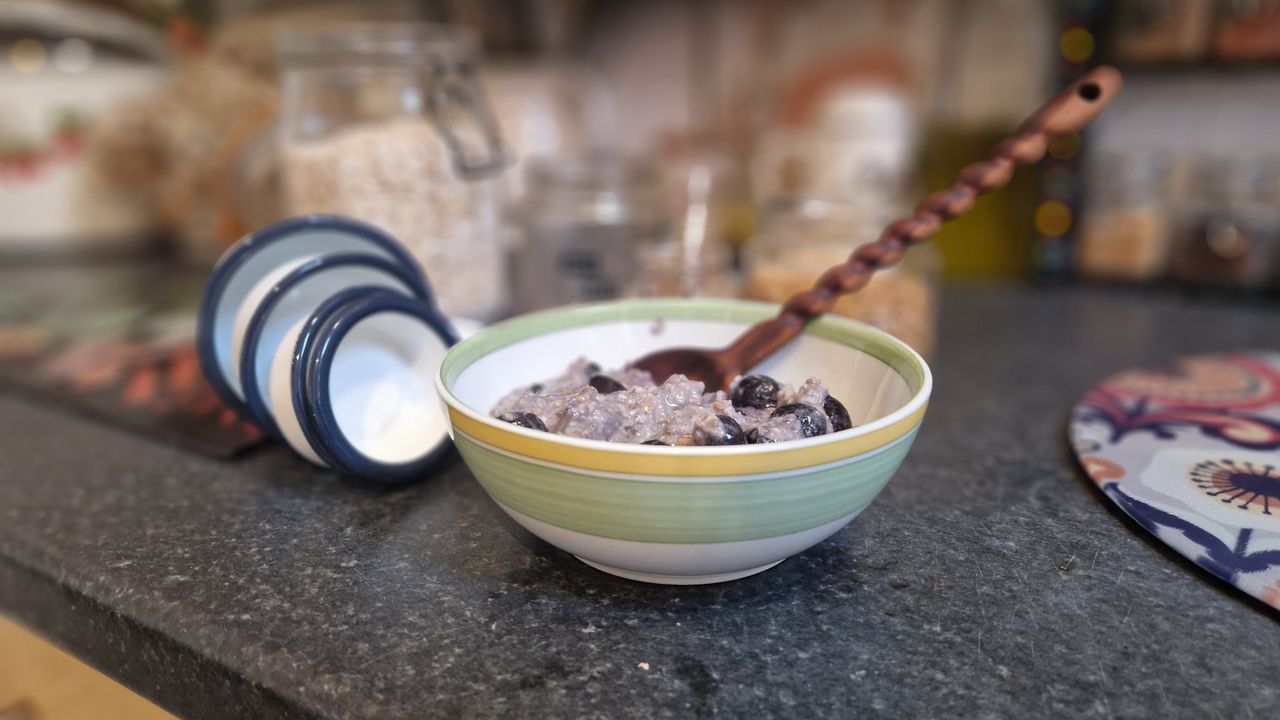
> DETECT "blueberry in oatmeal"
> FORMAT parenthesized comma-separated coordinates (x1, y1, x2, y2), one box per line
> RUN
(491, 357, 856, 445)
(588, 375, 626, 395)
(693, 414, 747, 446)
(823, 395, 852, 433)
(500, 412, 548, 432)
(770, 403, 828, 438)
(731, 375, 781, 411)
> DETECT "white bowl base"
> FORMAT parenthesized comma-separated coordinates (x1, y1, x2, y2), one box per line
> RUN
(574, 557, 784, 585)
(495, 500, 864, 584)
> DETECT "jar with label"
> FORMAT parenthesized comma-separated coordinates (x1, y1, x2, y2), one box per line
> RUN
(744, 199, 938, 359)
(514, 154, 669, 311)
(1171, 156, 1280, 291)
(277, 24, 510, 321)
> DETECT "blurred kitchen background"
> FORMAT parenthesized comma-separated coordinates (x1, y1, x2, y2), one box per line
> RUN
(3, 0, 1280, 363)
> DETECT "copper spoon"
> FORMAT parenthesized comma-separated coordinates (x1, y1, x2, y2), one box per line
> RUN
(631, 66, 1124, 391)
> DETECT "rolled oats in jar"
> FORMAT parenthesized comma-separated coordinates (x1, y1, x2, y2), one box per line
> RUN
(278, 24, 509, 321)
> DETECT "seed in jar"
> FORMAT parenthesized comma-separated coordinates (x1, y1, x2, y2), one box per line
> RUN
(500, 412, 548, 432)
(731, 375, 782, 411)
(693, 413, 747, 446)
(771, 403, 828, 438)
(584, 361, 602, 376)
(823, 395, 853, 433)
(530, 383, 544, 393)
(642, 439, 669, 446)
(589, 375, 626, 395)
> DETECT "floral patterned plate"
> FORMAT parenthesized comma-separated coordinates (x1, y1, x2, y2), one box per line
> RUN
(1070, 352, 1280, 612)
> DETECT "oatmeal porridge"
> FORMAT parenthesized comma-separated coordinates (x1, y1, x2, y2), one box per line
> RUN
(491, 358, 854, 446)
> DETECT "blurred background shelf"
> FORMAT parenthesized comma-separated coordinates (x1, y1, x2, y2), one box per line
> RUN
(2, 0, 1279, 349)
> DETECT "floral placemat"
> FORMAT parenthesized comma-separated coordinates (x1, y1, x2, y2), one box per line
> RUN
(1070, 352, 1280, 612)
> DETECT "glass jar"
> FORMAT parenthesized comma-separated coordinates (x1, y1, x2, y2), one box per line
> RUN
(513, 154, 669, 312)
(277, 24, 510, 321)
(1171, 156, 1280, 291)
(744, 199, 939, 359)
(1076, 152, 1173, 282)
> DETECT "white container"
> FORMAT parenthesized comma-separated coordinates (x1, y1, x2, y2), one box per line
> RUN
(0, 2, 169, 254)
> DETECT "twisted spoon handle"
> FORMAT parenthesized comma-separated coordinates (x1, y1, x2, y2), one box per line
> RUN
(725, 66, 1123, 370)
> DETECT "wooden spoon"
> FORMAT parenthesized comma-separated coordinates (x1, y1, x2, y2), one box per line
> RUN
(632, 66, 1123, 391)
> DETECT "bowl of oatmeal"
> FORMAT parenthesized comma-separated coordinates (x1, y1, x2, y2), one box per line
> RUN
(435, 298, 931, 585)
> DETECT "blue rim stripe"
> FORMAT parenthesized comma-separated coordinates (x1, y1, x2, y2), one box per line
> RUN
(195, 214, 425, 421)
(304, 293, 459, 483)
(288, 286, 402, 470)
(239, 253, 430, 438)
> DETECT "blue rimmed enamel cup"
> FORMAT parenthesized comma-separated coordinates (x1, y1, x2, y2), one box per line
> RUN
(268, 288, 458, 484)
(196, 215, 424, 419)
(232, 252, 433, 437)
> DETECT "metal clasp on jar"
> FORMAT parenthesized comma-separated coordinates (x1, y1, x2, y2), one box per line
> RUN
(427, 58, 512, 180)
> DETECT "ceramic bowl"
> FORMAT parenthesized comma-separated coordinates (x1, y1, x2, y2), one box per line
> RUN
(269, 288, 458, 482)
(232, 252, 432, 436)
(197, 215, 423, 418)
(435, 299, 931, 585)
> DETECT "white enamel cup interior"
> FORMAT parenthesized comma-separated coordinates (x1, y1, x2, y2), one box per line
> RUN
(224, 255, 314, 399)
(231, 262, 415, 417)
(271, 308, 481, 467)
(208, 230, 409, 400)
(326, 311, 453, 465)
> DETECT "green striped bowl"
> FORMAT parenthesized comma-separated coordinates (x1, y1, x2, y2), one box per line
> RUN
(435, 299, 931, 584)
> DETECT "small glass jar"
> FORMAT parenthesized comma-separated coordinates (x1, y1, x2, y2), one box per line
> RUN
(513, 154, 669, 311)
(744, 198, 939, 359)
(1171, 156, 1280, 291)
(1077, 152, 1173, 282)
(277, 24, 510, 321)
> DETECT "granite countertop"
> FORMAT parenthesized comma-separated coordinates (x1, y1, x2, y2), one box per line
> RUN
(1, 278, 1277, 719)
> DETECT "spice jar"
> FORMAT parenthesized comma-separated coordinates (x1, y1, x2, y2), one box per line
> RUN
(513, 154, 669, 312)
(277, 24, 509, 321)
(1171, 156, 1280, 291)
(745, 199, 938, 359)
(1077, 152, 1173, 282)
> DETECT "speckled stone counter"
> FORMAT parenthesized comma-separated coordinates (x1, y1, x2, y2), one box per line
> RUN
(1, 282, 1277, 720)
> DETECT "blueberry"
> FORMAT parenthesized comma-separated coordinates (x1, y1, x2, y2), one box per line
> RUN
(731, 375, 781, 410)
(589, 375, 626, 394)
(694, 413, 747, 446)
(823, 395, 852, 433)
(642, 439, 668, 446)
(500, 412, 547, 432)
(771, 403, 828, 437)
